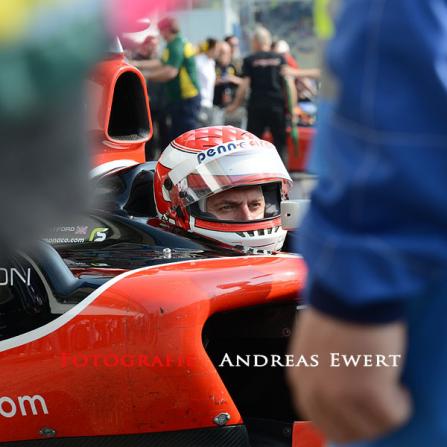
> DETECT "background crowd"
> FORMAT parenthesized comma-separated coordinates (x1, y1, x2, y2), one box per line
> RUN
(125, 17, 319, 162)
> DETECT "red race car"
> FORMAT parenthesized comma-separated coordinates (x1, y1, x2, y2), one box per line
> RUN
(0, 46, 324, 447)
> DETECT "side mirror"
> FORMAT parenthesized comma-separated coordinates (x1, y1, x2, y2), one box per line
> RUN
(280, 200, 310, 231)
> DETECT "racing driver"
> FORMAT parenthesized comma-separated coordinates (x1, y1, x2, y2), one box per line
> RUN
(153, 125, 293, 252)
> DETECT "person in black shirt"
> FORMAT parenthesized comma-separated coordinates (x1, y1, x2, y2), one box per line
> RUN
(214, 42, 240, 108)
(213, 41, 244, 126)
(227, 26, 292, 164)
(224, 34, 243, 73)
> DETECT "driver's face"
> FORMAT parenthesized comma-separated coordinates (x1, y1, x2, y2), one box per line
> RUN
(206, 186, 265, 221)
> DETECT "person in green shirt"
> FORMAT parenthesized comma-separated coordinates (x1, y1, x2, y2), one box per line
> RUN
(145, 17, 201, 141)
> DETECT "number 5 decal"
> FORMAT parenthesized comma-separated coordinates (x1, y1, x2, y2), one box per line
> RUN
(89, 228, 109, 242)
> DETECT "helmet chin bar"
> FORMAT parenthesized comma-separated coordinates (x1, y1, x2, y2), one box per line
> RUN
(189, 216, 287, 252)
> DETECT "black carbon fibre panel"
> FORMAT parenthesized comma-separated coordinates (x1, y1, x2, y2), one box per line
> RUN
(0, 425, 250, 447)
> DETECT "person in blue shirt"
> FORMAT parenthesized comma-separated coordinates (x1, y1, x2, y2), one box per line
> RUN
(289, 1, 447, 446)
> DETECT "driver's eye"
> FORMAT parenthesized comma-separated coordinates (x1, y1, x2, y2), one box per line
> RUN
(219, 205, 234, 212)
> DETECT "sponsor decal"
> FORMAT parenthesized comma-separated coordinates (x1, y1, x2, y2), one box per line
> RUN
(43, 238, 86, 244)
(0, 268, 31, 286)
(197, 142, 237, 164)
(89, 227, 109, 242)
(0, 395, 48, 418)
(52, 226, 76, 233)
(44, 224, 90, 244)
(75, 225, 88, 235)
(196, 139, 272, 164)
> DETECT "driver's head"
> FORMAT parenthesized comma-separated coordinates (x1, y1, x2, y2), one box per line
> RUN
(205, 186, 265, 221)
(154, 126, 293, 253)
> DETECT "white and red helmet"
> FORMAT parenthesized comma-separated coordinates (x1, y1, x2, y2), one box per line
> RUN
(153, 126, 293, 252)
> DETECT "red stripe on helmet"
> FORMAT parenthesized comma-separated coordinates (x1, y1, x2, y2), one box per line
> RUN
(194, 216, 282, 232)
(172, 126, 260, 153)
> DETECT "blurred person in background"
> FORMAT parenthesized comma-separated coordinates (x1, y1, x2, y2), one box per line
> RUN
(145, 17, 200, 140)
(0, 0, 107, 251)
(288, 1, 447, 447)
(227, 26, 293, 165)
(273, 40, 299, 70)
(224, 35, 242, 72)
(195, 38, 219, 127)
(0, 0, 185, 250)
(213, 41, 244, 127)
(273, 39, 318, 101)
(129, 32, 170, 160)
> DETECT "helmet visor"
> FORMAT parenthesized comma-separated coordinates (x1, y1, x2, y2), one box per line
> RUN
(189, 182, 283, 222)
(169, 143, 292, 208)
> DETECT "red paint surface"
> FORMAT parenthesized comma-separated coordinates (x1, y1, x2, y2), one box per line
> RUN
(293, 421, 326, 447)
(0, 255, 307, 443)
(89, 53, 151, 168)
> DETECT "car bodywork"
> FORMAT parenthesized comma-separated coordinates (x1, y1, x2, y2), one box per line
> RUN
(0, 48, 324, 447)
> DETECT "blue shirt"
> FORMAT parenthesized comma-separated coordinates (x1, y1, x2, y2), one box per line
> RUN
(300, 0, 447, 321)
(299, 1, 447, 445)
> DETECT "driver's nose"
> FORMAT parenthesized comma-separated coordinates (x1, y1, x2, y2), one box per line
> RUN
(238, 204, 252, 221)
